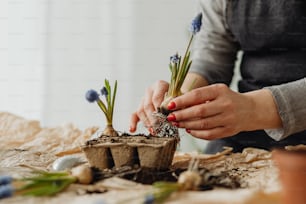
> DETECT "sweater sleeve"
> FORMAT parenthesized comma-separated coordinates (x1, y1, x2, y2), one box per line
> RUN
(264, 78, 306, 141)
(189, 0, 240, 85)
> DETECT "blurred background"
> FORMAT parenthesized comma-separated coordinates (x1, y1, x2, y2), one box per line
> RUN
(1, 0, 240, 152)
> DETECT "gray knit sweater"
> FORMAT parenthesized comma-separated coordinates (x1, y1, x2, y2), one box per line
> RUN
(189, 0, 306, 141)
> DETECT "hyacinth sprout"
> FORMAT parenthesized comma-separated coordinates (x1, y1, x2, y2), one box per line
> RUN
(160, 13, 202, 114)
(86, 79, 118, 137)
(0, 166, 95, 198)
(142, 158, 201, 203)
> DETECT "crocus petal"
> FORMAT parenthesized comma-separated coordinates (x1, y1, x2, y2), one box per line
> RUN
(85, 89, 99, 102)
(100, 87, 108, 96)
(144, 194, 154, 204)
(0, 176, 12, 185)
(0, 185, 14, 199)
(170, 53, 180, 64)
(190, 13, 202, 35)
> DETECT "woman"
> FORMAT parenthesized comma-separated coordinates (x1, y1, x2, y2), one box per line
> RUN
(129, 0, 306, 153)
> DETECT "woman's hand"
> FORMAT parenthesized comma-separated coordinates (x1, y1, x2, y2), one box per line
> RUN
(166, 84, 282, 140)
(129, 80, 169, 133)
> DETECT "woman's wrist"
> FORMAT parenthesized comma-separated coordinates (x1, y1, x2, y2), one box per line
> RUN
(243, 89, 282, 131)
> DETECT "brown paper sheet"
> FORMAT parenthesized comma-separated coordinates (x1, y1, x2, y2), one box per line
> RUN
(0, 112, 285, 203)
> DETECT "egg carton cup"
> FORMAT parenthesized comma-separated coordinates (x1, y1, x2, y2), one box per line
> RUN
(82, 135, 178, 170)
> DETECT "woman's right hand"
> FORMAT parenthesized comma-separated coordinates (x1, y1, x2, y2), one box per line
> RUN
(129, 80, 169, 133)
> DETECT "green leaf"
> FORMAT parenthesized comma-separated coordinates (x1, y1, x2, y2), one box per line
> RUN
(110, 80, 117, 123)
(17, 171, 77, 197)
(150, 182, 180, 203)
(20, 179, 75, 196)
(97, 99, 109, 121)
(104, 79, 112, 112)
(165, 34, 195, 100)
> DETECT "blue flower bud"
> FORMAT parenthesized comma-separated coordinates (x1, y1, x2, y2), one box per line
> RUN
(85, 89, 99, 103)
(190, 13, 202, 35)
(170, 53, 180, 64)
(144, 194, 154, 204)
(0, 176, 12, 185)
(100, 87, 108, 97)
(0, 184, 14, 199)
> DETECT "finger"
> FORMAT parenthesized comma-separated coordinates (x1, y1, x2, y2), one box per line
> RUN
(170, 84, 223, 110)
(144, 104, 156, 127)
(129, 112, 140, 132)
(151, 80, 169, 110)
(136, 98, 152, 128)
(171, 100, 222, 121)
(137, 110, 152, 129)
(186, 127, 228, 140)
(177, 113, 224, 130)
(143, 88, 157, 125)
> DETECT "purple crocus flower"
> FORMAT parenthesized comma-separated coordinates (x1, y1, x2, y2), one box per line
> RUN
(0, 184, 14, 199)
(144, 194, 154, 204)
(85, 89, 99, 102)
(100, 87, 108, 97)
(170, 53, 180, 64)
(0, 176, 12, 185)
(190, 13, 202, 35)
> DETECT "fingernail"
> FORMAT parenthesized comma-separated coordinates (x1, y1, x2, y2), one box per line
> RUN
(172, 122, 179, 128)
(186, 129, 191, 133)
(167, 114, 176, 122)
(129, 126, 135, 133)
(167, 102, 176, 110)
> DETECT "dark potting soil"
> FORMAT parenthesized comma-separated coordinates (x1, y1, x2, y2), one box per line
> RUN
(90, 166, 241, 191)
(85, 133, 171, 146)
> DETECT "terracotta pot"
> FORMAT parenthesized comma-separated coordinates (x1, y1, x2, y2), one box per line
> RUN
(272, 149, 306, 204)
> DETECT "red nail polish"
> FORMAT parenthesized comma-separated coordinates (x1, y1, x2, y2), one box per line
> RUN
(172, 122, 179, 128)
(186, 129, 191, 133)
(129, 127, 135, 133)
(167, 114, 176, 122)
(167, 102, 176, 110)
